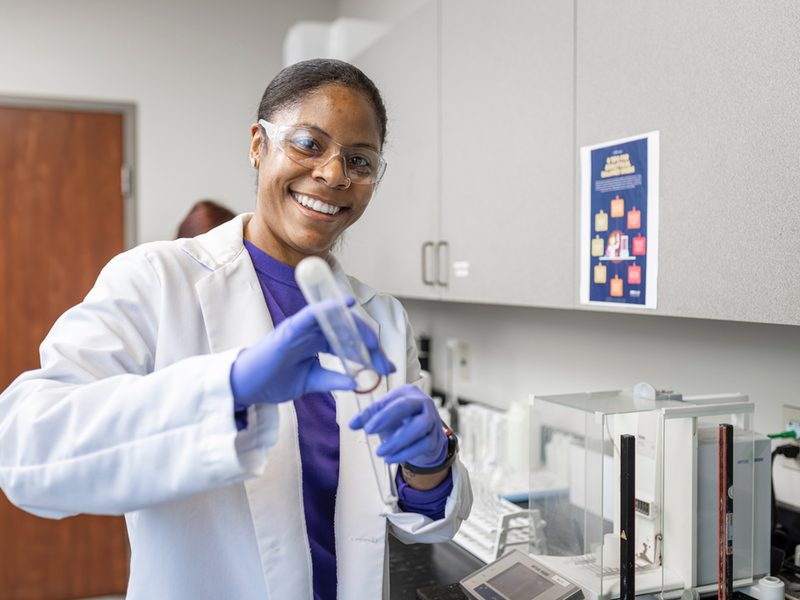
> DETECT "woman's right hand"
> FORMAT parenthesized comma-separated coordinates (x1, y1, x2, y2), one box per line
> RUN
(229, 299, 394, 408)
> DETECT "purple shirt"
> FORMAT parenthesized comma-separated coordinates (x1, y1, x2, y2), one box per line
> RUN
(242, 241, 452, 599)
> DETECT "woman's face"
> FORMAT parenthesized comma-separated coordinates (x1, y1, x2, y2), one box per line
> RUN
(247, 84, 382, 266)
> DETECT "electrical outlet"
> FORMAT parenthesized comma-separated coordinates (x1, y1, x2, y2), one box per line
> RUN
(783, 404, 800, 432)
(457, 342, 470, 381)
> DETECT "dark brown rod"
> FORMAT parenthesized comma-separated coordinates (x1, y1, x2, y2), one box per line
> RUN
(620, 433, 635, 600)
(718, 423, 733, 600)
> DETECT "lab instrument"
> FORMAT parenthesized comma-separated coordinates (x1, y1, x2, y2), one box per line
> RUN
(453, 485, 546, 564)
(753, 576, 785, 600)
(459, 549, 583, 600)
(529, 385, 769, 600)
(295, 256, 397, 504)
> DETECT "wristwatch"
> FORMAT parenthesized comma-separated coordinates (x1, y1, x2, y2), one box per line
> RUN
(402, 426, 459, 475)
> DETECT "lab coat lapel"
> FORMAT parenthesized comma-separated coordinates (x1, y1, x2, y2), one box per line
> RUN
(331, 360, 392, 600)
(195, 249, 273, 352)
(243, 401, 313, 600)
(191, 216, 314, 600)
(189, 214, 273, 352)
(323, 265, 394, 599)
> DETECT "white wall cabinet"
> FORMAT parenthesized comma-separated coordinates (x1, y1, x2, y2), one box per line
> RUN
(342, 0, 576, 308)
(438, 0, 575, 307)
(341, 0, 441, 300)
(574, 1, 800, 325)
(341, 0, 800, 325)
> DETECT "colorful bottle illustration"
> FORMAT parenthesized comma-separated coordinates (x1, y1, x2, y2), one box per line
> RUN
(610, 195, 625, 218)
(592, 235, 605, 257)
(594, 263, 607, 284)
(610, 275, 623, 297)
(595, 209, 608, 232)
(628, 263, 641, 285)
(605, 231, 619, 258)
(620, 234, 629, 258)
(632, 233, 647, 256)
(627, 206, 641, 229)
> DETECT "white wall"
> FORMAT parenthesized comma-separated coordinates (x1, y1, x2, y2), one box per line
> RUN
(403, 298, 799, 438)
(337, 0, 428, 23)
(0, 0, 336, 243)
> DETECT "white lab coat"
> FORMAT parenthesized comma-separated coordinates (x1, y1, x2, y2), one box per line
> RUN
(0, 214, 472, 600)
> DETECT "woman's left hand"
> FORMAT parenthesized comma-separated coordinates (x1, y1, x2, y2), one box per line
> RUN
(349, 384, 448, 468)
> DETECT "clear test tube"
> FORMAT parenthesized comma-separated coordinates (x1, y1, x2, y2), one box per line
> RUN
(295, 256, 398, 505)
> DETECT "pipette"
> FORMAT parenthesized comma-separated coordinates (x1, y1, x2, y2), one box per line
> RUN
(295, 256, 398, 505)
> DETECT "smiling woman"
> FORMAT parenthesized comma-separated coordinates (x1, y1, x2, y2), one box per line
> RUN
(246, 81, 382, 265)
(0, 58, 472, 600)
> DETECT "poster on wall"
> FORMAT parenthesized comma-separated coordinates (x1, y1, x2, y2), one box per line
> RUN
(580, 131, 659, 309)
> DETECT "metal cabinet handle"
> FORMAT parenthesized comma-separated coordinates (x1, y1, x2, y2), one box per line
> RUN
(421, 241, 435, 285)
(436, 241, 449, 287)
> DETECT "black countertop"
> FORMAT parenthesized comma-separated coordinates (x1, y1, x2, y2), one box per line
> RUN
(389, 533, 485, 599)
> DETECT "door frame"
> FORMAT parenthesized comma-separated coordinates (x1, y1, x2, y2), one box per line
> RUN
(0, 95, 138, 248)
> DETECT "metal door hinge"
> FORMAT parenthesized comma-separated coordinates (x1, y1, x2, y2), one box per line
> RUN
(120, 165, 132, 198)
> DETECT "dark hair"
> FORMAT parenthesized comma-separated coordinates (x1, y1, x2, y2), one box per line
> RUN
(257, 58, 387, 147)
(176, 200, 236, 238)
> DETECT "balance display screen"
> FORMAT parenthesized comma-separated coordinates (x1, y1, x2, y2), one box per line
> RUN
(485, 563, 554, 599)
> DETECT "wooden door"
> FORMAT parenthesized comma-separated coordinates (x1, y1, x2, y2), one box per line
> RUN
(0, 105, 129, 599)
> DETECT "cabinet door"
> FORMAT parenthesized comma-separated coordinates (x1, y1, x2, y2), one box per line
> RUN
(340, 0, 441, 299)
(438, 0, 575, 308)
(576, 1, 800, 325)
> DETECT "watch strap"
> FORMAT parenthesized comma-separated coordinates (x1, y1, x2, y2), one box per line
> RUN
(402, 427, 458, 475)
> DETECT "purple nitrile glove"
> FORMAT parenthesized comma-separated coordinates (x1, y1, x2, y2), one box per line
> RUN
(349, 384, 448, 468)
(230, 297, 394, 408)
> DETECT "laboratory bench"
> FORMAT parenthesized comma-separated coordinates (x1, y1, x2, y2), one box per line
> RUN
(388, 532, 484, 599)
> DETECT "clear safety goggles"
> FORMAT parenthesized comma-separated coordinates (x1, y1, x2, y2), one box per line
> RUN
(259, 119, 387, 185)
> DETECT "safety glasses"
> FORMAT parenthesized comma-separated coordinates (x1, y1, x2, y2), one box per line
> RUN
(259, 119, 386, 185)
